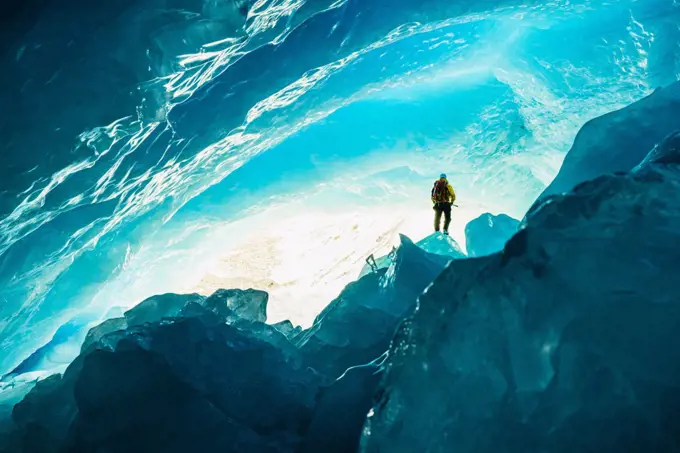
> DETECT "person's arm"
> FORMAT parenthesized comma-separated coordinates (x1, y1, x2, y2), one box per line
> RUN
(448, 184, 456, 203)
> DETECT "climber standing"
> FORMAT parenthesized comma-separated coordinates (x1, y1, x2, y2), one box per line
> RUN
(431, 173, 456, 235)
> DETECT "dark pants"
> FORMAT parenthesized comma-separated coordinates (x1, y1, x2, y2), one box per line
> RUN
(433, 202, 452, 232)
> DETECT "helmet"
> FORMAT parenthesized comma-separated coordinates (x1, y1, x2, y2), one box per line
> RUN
(440, 173, 447, 179)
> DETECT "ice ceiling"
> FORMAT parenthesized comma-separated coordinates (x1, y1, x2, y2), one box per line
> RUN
(0, 0, 678, 376)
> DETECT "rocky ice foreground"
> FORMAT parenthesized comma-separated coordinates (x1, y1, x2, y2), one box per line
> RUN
(0, 234, 455, 453)
(362, 131, 680, 452)
(3, 96, 680, 452)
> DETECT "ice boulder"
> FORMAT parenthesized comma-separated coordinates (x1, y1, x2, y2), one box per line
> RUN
(121, 288, 267, 329)
(382, 235, 453, 315)
(124, 293, 206, 327)
(540, 80, 680, 199)
(5, 288, 269, 387)
(415, 233, 466, 259)
(464, 213, 520, 257)
(296, 271, 392, 379)
(3, 305, 321, 453)
(359, 233, 464, 278)
(80, 317, 128, 352)
(203, 288, 269, 324)
(361, 142, 680, 452)
(272, 320, 304, 339)
(298, 234, 450, 379)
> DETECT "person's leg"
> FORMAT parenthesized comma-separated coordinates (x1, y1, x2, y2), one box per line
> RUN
(443, 203, 452, 232)
(434, 205, 442, 232)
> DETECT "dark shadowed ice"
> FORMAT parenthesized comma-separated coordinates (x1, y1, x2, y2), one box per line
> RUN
(361, 136, 680, 453)
(464, 213, 520, 257)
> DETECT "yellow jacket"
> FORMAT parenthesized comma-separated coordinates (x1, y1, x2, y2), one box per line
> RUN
(431, 179, 456, 203)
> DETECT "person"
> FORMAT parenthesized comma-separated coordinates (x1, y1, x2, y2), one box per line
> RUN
(431, 173, 456, 235)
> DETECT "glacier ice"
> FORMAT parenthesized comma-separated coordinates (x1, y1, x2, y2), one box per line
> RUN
(2, 0, 251, 203)
(272, 320, 303, 339)
(415, 234, 466, 260)
(638, 130, 680, 167)
(360, 134, 680, 453)
(298, 234, 451, 379)
(4, 289, 271, 384)
(464, 213, 520, 257)
(124, 293, 206, 327)
(359, 233, 465, 278)
(123, 289, 268, 327)
(540, 81, 680, 199)
(0, 232, 445, 452)
(2, 299, 320, 453)
(80, 317, 128, 352)
(204, 288, 269, 324)
(2, 0, 677, 379)
(2, 0, 680, 451)
(302, 362, 383, 453)
(1, 316, 91, 381)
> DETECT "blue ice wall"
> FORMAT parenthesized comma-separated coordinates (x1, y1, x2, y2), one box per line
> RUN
(0, 0, 679, 377)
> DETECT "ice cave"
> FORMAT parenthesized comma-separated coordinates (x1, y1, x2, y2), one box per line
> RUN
(1, 0, 680, 451)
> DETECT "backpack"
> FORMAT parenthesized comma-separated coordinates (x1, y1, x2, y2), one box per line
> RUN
(432, 180, 449, 203)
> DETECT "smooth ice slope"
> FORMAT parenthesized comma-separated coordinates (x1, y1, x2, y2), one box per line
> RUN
(361, 133, 680, 453)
